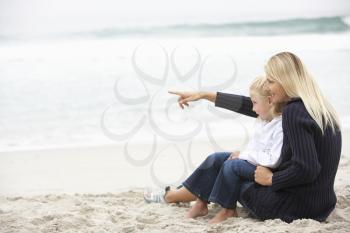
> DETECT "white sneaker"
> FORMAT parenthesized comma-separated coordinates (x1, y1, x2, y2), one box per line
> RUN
(143, 186, 170, 203)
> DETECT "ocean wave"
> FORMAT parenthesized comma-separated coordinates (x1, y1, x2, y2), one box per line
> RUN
(52, 15, 350, 38)
(1, 16, 350, 42)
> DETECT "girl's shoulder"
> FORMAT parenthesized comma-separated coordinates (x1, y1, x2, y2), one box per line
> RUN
(268, 116, 283, 132)
(259, 116, 283, 132)
(271, 115, 282, 122)
(254, 118, 267, 129)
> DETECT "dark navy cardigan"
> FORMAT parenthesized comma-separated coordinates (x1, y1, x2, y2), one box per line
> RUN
(215, 92, 342, 222)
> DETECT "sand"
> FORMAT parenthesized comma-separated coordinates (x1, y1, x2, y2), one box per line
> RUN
(0, 184, 349, 232)
(1, 134, 350, 232)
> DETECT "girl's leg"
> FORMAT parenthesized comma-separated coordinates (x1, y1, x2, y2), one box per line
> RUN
(182, 151, 231, 218)
(185, 198, 209, 218)
(208, 159, 256, 224)
(164, 186, 196, 203)
(231, 159, 256, 181)
(165, 159, 255, 203)
(182, 152, 231, 204)
(208, 208, 238, 224)
(209, 181, 255, 224)
(238, 181, 256, 218)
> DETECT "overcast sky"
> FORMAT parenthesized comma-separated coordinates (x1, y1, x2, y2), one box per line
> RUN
(1, 0, 350, 36)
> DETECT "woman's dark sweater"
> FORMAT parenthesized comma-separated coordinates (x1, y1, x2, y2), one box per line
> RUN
(215, 92, 342, 222)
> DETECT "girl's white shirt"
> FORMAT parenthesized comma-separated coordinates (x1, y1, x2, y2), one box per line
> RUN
(239, 116, 283, 168)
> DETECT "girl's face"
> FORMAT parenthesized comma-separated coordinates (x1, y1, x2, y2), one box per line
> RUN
(266, 77, 289, 104)
(251, 94, 272, 121)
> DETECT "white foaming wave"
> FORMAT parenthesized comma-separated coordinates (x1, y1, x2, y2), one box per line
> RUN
(342, 16, 350, 26)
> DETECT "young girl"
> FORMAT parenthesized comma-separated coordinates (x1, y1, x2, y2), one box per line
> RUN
(145, 76, 284, 224)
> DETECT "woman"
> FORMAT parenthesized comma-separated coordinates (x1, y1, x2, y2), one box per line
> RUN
(168, 52, 342, 223)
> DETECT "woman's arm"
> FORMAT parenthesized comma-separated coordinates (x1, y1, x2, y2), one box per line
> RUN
(271, 103, 321, 191)
(201, 91, 217, 103)
(215, 92, 258, 118)
(168, 90, 258, 118)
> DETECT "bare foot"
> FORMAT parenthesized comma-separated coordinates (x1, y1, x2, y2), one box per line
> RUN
(208, 208, 237, 224)
(185, 199, 208, 218)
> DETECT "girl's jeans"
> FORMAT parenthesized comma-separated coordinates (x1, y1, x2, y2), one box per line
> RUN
(183, 151, 256, 209)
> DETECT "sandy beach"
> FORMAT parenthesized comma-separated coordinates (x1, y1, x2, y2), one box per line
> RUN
(1, 1, 350, 231)
(1, 36, 350, 231)
(1, 131, 350, 233)
(1, 186, 349, 233)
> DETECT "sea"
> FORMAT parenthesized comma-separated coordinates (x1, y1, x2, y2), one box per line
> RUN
(1, 15, 350, 151)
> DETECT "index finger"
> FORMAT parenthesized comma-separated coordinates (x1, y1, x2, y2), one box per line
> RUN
(168, 90, 182, 96)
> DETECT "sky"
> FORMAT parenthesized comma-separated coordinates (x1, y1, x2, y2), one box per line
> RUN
(0, 0, 350, 37)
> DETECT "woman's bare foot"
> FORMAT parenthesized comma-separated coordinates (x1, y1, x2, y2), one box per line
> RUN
(185, 199, 208, 218)
(208, 208, 237, 224)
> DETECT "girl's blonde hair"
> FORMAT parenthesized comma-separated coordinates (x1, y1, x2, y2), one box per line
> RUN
(249, 76, 283, 118)
(265, 51, 340, 133)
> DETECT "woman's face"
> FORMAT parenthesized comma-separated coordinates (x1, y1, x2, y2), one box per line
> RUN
(266, 77, 289, 104)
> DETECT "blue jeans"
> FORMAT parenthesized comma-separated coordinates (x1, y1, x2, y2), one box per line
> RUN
(183, 151, 256, 209)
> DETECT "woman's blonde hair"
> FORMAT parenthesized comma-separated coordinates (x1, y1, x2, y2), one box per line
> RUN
(249, 76, 283, 118)
(265, 52, 340, 133)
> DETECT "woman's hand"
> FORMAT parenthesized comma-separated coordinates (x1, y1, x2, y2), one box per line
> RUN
(168, 91, 203, 109)
(168, 91, 217, 109)
(254, 166, 273, 186)
(228, 151, 240, 160)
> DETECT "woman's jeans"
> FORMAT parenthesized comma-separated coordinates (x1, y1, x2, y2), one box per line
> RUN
(182, 152, 256, 209)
